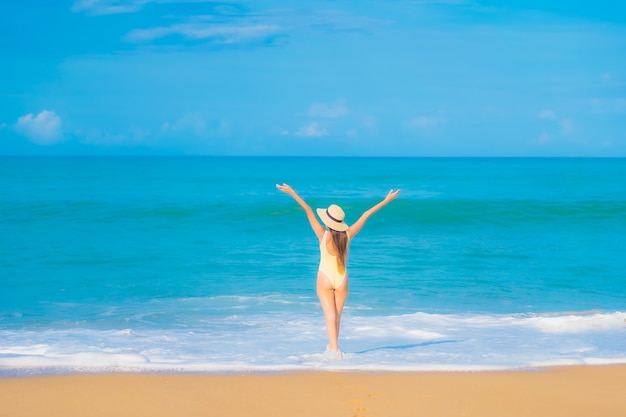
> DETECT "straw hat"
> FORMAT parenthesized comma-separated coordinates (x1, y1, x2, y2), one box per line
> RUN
(316, 204, 349, 231)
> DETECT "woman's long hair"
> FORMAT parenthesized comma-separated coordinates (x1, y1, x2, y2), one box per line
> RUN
(329, 228, 349, 272)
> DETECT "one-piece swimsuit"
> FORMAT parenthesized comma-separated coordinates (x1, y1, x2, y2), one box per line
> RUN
(318, 230, 349, 289)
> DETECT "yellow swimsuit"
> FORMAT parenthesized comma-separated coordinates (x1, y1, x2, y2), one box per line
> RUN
(318, 230, 349, 289)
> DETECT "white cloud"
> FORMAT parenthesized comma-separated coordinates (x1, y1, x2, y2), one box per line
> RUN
(76, 1, 383, 52)
(536, 132, 551, 143)
(538, 109, 578, 135)
(410, 115, 445, 129)
(295, 122, 327, 137)
(559, 118, 576, 135)
(362, 116, 377, 128)
(71, 0, 151, 15)
(308, 99, 348, 118)
(162, 113, 209, 136)
(126, 23, 282, 44)
(345, 128, 358, 137)
(602, 72, 615, 82)
(538, 109, 556, 120)
(14, 110, 64, 145)
(76, 126, 154, 146)
(78, 129, 127, 146)
(162, 113, 231, 138)
(589, 97, 626, 114)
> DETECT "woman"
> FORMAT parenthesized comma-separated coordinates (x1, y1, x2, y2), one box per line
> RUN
(276, 183, 400, 359)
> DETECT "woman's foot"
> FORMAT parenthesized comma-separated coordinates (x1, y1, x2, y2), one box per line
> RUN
(324, 345, 343, 361)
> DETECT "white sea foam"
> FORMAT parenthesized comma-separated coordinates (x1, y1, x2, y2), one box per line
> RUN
(1, 310, 624, 374)
(522, 312, 625, 333)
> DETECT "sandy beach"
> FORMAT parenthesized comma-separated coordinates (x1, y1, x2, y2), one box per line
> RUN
(1, 365, 625, 417)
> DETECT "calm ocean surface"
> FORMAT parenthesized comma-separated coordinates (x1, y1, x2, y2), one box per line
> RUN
(1, 157, 625, 374)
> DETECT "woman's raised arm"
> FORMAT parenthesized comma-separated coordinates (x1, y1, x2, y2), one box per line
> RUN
(347, 189, 400, 238)
(276, 183, 325, 239)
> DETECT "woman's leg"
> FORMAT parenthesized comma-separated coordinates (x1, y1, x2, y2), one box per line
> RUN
(316, 273, 349, 352)
(333, 281, 348, 342)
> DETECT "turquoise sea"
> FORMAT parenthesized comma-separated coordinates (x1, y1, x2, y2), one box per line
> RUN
(1, 157, 625, 374)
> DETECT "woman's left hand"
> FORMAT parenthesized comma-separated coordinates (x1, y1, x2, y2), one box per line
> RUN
(385, 189, 400, 202)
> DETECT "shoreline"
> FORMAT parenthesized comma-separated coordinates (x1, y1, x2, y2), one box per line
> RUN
(3, 358, 626, 378)
(2, 364, 625, 417)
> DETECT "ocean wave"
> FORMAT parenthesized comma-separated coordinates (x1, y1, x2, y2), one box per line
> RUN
(1, 311, 624, 375)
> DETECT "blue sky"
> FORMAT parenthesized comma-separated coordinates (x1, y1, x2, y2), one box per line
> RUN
(1, 1, 625, 156)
